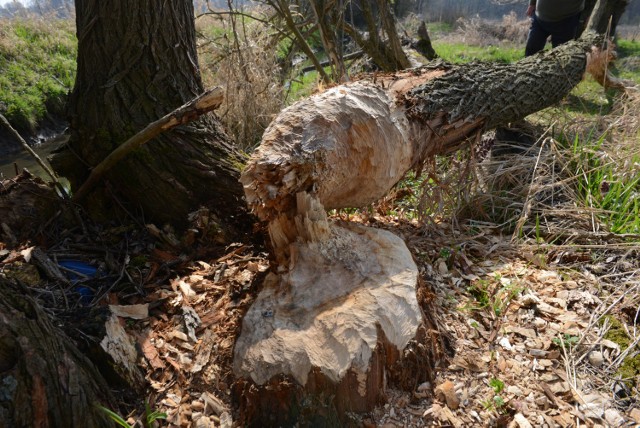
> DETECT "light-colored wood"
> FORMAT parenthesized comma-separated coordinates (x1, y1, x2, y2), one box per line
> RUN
(235, 194, 422, 387)
(235, 34, 618, 423)
(240, 81, 416, 222)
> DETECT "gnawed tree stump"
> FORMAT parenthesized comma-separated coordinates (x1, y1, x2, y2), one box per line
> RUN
(234, 34, 614, 425)
(234, 193, 423, 424)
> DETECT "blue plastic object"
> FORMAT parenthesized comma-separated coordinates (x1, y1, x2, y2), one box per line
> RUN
(58, 260, 98, 304)
(58, 260, 98, 280)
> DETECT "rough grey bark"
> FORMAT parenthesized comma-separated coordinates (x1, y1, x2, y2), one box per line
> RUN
(0, 278, 114, 427)
(50, 0, 247, 227)
(0, 171, 60, 243)
(404, 33, 599, 139)
(585, 0, 630, 36)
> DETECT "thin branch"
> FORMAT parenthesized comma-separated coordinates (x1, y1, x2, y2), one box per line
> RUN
(0, 113, 69, 199)
(73, 87, 224, 202)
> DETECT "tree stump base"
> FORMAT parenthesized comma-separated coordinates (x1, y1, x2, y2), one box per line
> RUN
(233, 194, 424, 425)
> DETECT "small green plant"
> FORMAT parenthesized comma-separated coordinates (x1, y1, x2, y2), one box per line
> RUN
(493, 395, 506, 407)
(144, 402, 167, 427)
(98, 405, 131, 428)
(464, 275, 523, 317)
(97, 401, 167, 428)
(489, 378, 505, 394)
(535, 214, 543, 243)
(481, 394, 507, 414)
(552, 334, 580, 350)
(439, 247, 452, 259)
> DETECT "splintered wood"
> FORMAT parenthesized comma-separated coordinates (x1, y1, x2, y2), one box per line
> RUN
(234, 204, 422, 387)
(235, 34, 612, 423)
(233, 191, 422, 419)
(240, 81, 415, 222)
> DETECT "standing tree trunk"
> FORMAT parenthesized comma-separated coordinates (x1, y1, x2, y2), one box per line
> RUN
(343, 0, 412, 72)
(586, 0, 630, 36)
(50, 0, 247, 228)
(580, 0, 629, 36)
(415, 21, 438, 60)
(309, 0, 347, 81)
(268, 0, 332, 83)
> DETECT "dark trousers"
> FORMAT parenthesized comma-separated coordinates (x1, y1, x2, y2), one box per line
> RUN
(525, 13, 581, 56)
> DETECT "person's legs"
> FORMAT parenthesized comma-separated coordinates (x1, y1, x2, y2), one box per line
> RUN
(525, 15, 550, 56)
(550, 13, 581, 48)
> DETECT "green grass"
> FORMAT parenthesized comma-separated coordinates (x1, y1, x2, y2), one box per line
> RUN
(0, 18, 76, 131)
(432, 41, 523, 63)
(426, 21, 454, 34)
(614, 38, 640, 83)
(563, 133, 640, 234)
(286, 69, 323, 102)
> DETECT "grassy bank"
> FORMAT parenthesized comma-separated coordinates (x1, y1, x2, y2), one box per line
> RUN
(0, 17, 76, 133)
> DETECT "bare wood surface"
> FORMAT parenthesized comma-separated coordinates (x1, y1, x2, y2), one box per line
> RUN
(233, 192, 424, 422)
(234, 34, 614, 423)
(72, 87, 224, 202)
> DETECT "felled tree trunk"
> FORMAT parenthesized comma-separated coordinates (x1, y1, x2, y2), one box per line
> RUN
(0, 279, 114, 427)
(234, 34, 611, 425)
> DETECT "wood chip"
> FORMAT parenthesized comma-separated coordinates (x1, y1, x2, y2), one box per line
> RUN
(136, 331, 165, 370)
(539, 383, 559, 408)
(505, 326, 537, 339)
(202, 392, 228, 416)
(190, 330, 215, 373)
(435, 380, 460, 410)
(110, 304, 149, 319)
(513, 413, 534, 428)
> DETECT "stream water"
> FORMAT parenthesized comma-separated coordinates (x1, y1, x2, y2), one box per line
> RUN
(0, 133, 67, 180)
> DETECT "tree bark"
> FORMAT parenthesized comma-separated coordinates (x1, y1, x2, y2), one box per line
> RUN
(0, 171, 61, 244)
(586, 0, 630, 36)
(234, 34, 611, 424)
(0, 278, 114, 427)
(376, 0, 412, 69)
(50, 0, 247, 228)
